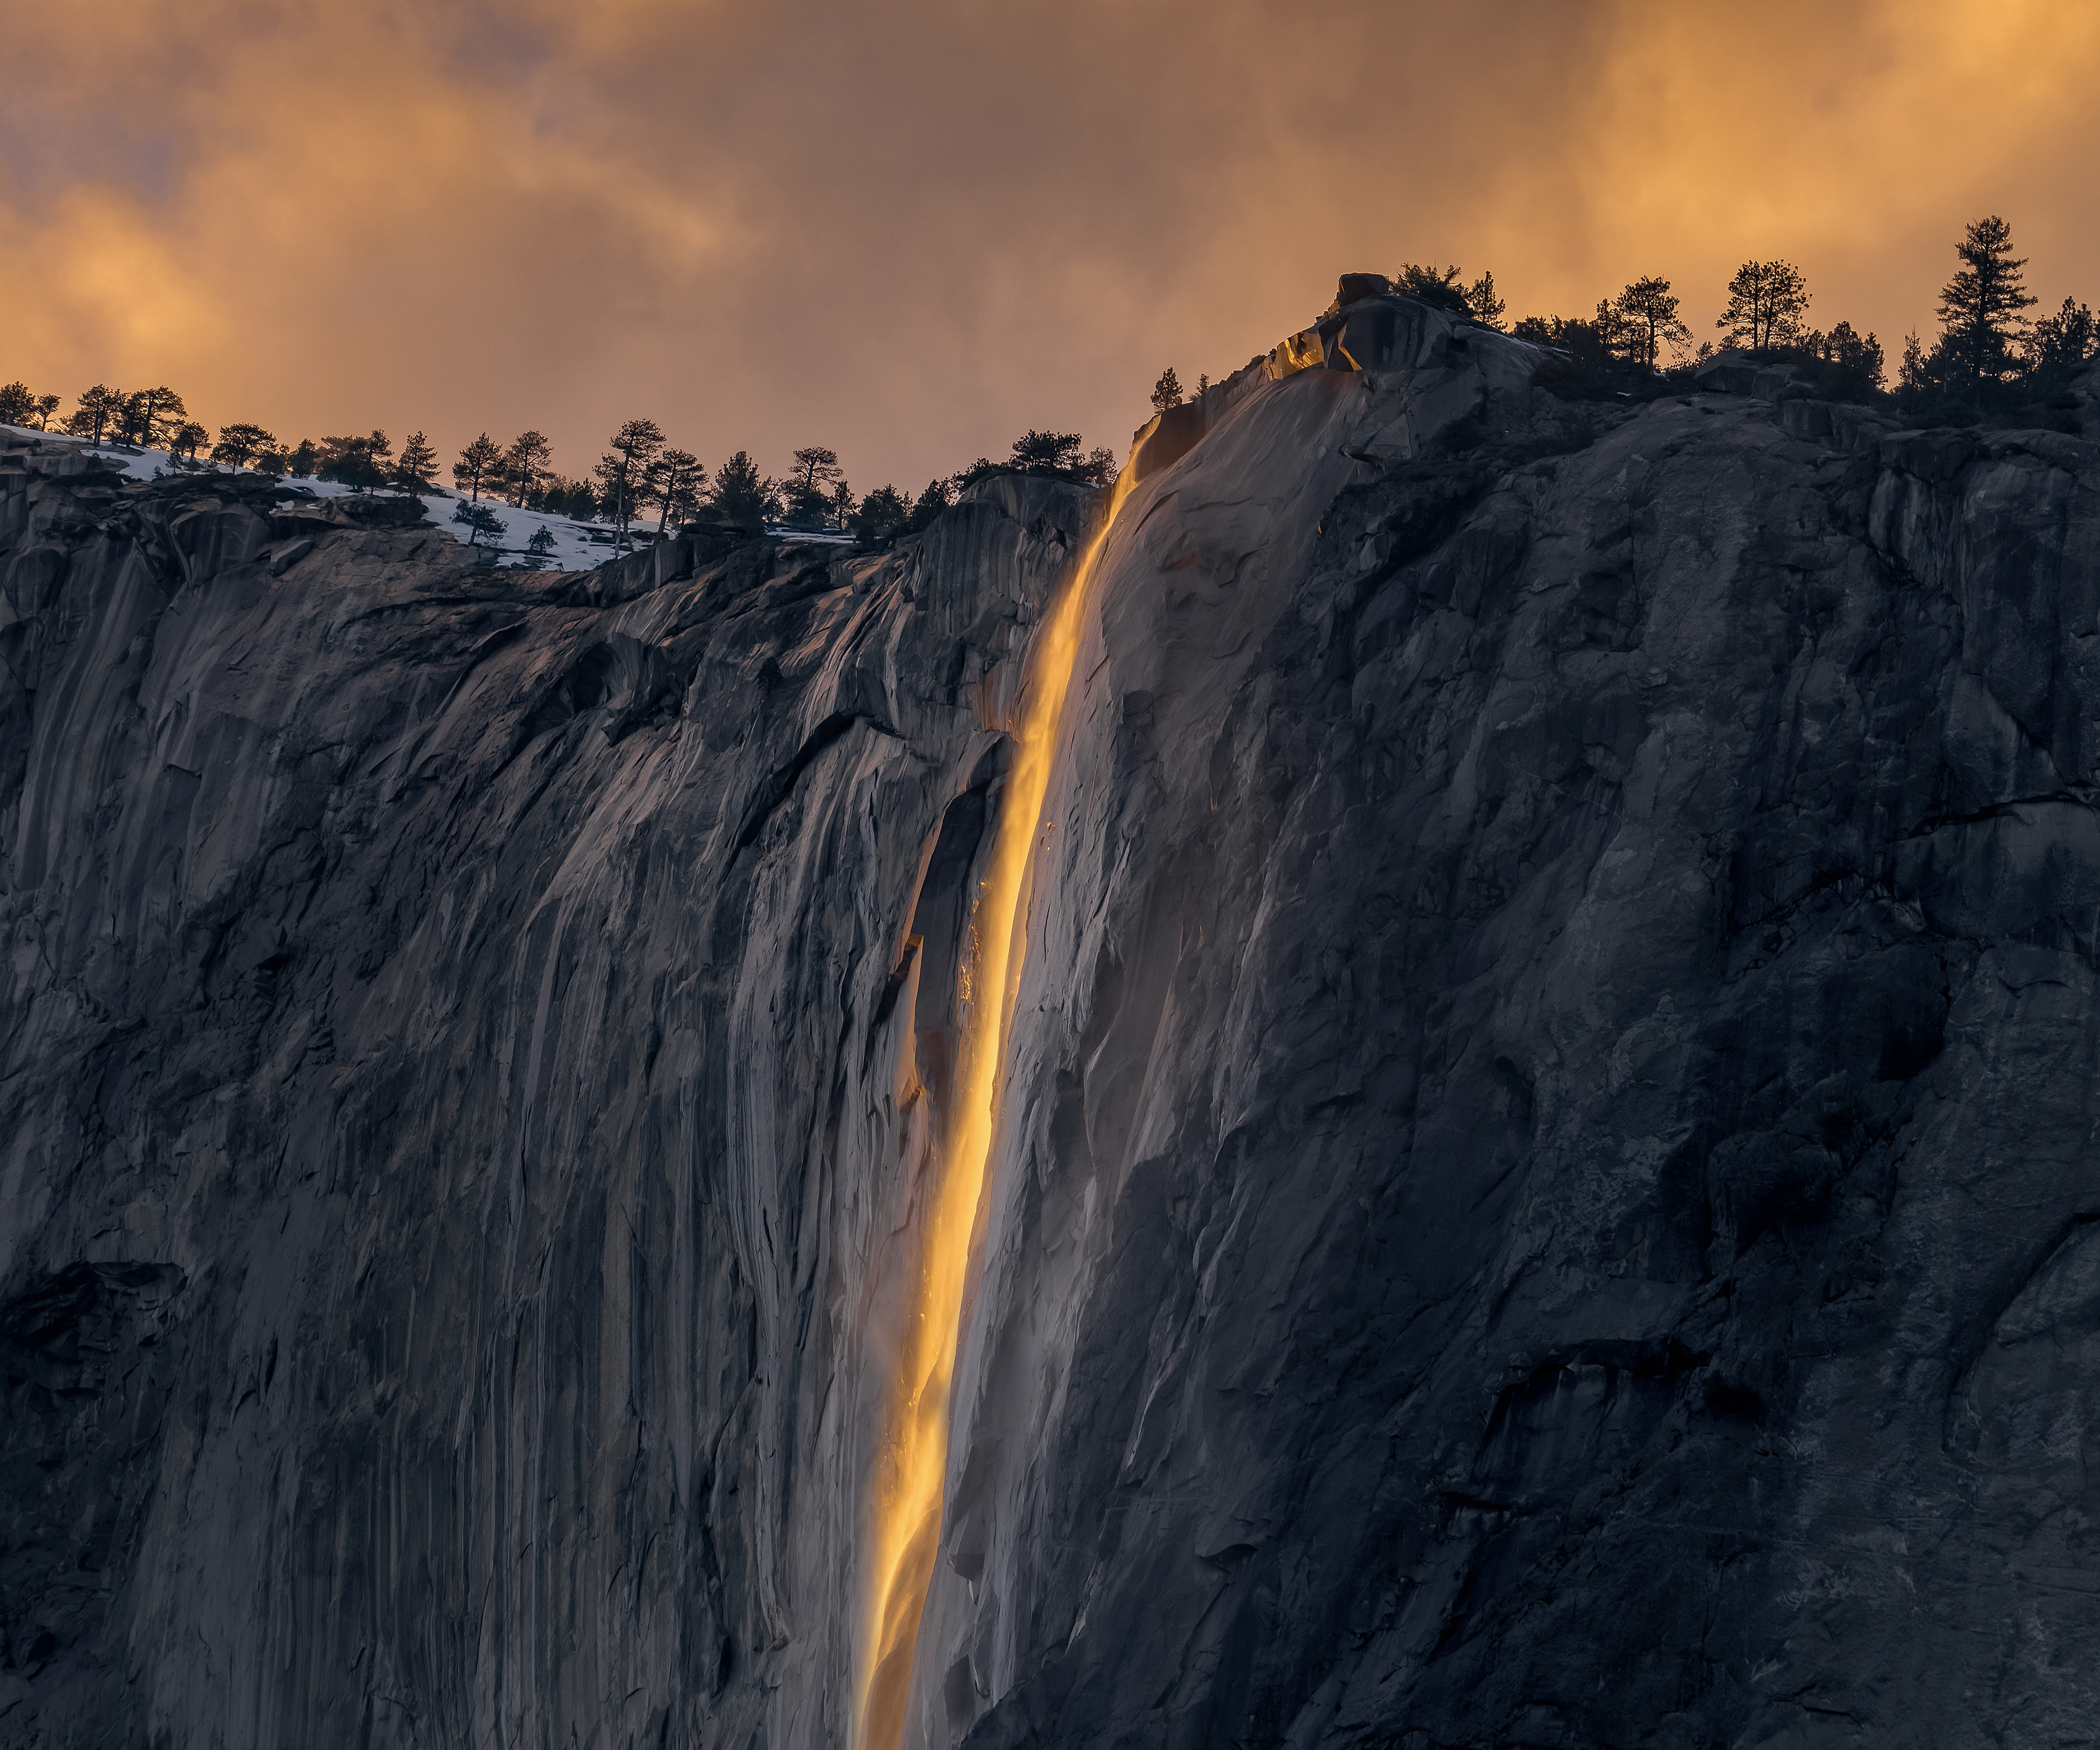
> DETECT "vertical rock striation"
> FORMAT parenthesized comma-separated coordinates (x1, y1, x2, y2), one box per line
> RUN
(4, 297, 2100, 1749)
(0, 447, 1095, 1746)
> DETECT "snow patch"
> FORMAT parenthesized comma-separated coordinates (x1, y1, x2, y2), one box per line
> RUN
(1, 423, 627, 572)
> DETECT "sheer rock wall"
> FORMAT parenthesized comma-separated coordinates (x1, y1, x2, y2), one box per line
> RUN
(4, 310, 2100, 1750)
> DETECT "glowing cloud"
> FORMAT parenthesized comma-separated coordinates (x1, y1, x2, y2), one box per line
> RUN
(3, 2, 2093, 494)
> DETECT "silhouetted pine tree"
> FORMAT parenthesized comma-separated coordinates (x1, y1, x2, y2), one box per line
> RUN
(122, 387, 186, 447)
(318, 431, 390, 491)
(395, 431, 440, 490)
(454, 432, 503, 500)
(709, 451, 778, 530)
(2024, 296, 2097, 381)
(1717, 261, 1811, 350)
(1591, 296, 1636, 362)
(907, 479, 952, 531)
(853, 484, 912, 547)
(1512, 314, 1611, 362)
(502, 430, 552, 505)
(209, 423, 277, 468)
(544, 476, 597, 520)
(782, 446, 844, 527)
(1935, 215, 2036, 402)
(1611, 277, 1692, 368)
(1393, 264, 1470, 315)
(1010, 430, 1084, 473)
(1465, 270, 1507, 329)
(647, 449, 706, 536)
(65, 385, 124, 445)
(452, 499, 504, 546)
(1789, 322, 1886, 397)
(596, 419, 667, 547)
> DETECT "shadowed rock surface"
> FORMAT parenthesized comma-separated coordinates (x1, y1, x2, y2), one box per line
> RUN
(3, 301, 2099, 1749)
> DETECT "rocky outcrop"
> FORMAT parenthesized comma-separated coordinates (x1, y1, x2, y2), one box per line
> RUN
(4, 299, 2100, 1750)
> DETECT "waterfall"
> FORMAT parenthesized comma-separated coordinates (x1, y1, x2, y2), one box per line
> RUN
(855, 467, 1138, 1750)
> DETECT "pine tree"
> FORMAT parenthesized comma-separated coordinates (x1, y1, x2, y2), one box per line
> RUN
(123, 387, 187, 447)
(149, 389, 189, 445)
(1011, 430, 1083, 474)
(1081, 447, 1117, 485)
(209, 423, 278, 468)
(1465, 270, 1507, 329)
(2025, 296, 2097, 378)
(778, 449, 836, 527)
(709, 451, 776, 530)
(1717, 261, 1811, 351)
(647, 449, 706, 536)
(288, 439, 318, 478)
(317, 433, 388, 490)
(1393, 264, 1471, 315)
(66, 384, 124, 445)
(537, 476, 594, 520)
(451, 499, 504, 547)
(502, 430, 553, 505)
(0, 382, 33, 426)
(780, 446, 843, 528)
(596, 419, 668, 547)
(1591, 296, 1636, 362)
(828, 477, 856, 530)
(1784, 324, 1886, 399)
(1149, 368, 1184, 413)
(525, 525, 559, 568)
(1935, 215, 2038, 401)
(33, 394, 59, 430)
(169, 421, 209, 465)
(590, 453, 625, 531)
(1612, 277, 1692, 369)
(396, 431, 440, 491)
(853, 484, 912, 545)
(907, 478, 953, 532)
(1512, 314, 1609, 362)
(454, 432, 503, 501)
(1819, 323, 1886, 392)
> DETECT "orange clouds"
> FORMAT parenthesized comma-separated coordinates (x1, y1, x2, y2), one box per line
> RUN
(4, 1, 2094, 496)
(1490, 0, 2100, 325)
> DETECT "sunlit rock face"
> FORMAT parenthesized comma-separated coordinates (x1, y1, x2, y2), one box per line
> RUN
(4, 308, 2100, 1750)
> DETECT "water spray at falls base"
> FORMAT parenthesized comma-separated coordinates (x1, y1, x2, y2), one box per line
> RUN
(855, 471, 1137, 1750)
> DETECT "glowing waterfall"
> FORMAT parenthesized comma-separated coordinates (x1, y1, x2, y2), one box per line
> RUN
(855, 469, 1137, 1750)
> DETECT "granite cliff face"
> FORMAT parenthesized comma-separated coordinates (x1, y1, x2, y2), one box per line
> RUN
(4, 299, 2100, 1750)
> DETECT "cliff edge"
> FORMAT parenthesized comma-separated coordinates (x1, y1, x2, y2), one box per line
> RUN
(5, 295, 2100, 1749)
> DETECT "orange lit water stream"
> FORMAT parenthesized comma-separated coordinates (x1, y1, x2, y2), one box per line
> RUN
(855, 470, 1137, 1750)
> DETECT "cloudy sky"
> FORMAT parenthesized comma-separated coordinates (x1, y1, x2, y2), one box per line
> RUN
(5, 0, 2096, 497)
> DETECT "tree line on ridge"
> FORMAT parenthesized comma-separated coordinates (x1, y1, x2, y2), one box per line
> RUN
(0, 378, 1124, 556)
(1143, 214, 2094, 429)
(8, 214, 2089, 565)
